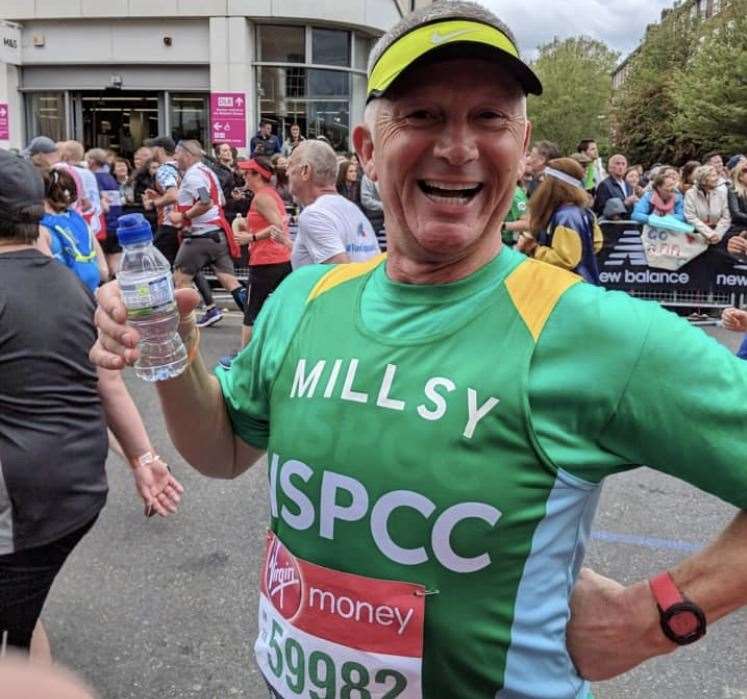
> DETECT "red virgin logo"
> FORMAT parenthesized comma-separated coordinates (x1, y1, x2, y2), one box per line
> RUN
(266, 537, 302, 619)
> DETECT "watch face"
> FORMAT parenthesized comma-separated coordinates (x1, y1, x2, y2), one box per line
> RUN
(669, 609, 700, 637)
(661, 602, 707, 645)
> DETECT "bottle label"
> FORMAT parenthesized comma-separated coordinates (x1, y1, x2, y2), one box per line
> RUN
(120, 274, 175, 318)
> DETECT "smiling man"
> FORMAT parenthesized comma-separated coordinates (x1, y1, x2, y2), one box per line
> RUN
(89, 2, 747, 698)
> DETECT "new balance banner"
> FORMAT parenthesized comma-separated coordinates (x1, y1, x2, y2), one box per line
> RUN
(598, 222, 747, 294)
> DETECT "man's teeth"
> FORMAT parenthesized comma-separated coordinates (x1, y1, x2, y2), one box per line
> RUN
(423, 180, 480, 192)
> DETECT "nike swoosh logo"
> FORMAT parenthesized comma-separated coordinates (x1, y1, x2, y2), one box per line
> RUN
(430, 29, 474, 45)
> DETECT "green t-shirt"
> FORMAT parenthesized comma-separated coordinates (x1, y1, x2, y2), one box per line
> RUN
(218, 248, 747, 699)
(502, 186, 528, 245)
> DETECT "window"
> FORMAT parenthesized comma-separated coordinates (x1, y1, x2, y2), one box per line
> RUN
(25, 92, 66, 143)
(259, 25, 305, 63)
(308, 101, 350, 153)
(308, 69, 350, 98)
(312, 28, 350, 67)
(353, 34, 371, 70)
(170, 93, 209, 147)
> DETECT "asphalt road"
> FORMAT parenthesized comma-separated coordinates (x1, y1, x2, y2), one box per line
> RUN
(40, 313, 747, 699)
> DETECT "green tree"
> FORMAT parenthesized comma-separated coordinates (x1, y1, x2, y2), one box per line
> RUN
(611, 14, 698, 165)
(672, 0, 747, 157)
(527, 37, 618, 156)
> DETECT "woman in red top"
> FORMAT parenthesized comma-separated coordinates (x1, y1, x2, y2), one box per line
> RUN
(234, 157, 292, 345)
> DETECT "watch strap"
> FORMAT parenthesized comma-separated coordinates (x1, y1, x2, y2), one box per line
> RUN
(649, 571, 683, 611)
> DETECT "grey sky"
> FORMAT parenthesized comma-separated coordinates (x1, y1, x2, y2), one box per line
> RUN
(479, 0, 674, 61)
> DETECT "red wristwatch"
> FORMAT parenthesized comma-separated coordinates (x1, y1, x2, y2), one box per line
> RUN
(649, 572, 706, 645)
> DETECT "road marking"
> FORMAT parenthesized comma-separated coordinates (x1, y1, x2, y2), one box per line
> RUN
(591, 530, 702, 553)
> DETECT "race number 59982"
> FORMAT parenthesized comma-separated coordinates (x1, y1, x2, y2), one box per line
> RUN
(267, 620, 407, 698)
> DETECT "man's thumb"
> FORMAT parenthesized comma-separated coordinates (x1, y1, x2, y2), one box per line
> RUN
(174, 288, 201, 319)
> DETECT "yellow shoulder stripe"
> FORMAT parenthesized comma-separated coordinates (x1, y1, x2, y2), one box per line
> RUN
(306, 253, 387, 302)
(505, 259, 581, 342)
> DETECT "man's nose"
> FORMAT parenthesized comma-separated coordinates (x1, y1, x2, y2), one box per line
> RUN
(433, 120, 479, 167)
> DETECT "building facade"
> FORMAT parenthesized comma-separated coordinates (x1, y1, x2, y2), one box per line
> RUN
(0, 1, 423, 157)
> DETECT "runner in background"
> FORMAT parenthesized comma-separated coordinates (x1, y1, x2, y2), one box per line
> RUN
(233, 157, 292, 346)
(171, 139, 246, 327)
(86, 148, 122, 278)
(57, 141, 103, 244)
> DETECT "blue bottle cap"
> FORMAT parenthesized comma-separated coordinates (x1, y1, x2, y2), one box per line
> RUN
(116, 213, 153, 246)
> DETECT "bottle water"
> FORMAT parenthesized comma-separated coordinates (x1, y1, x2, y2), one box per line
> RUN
(116, 213, 188, 382)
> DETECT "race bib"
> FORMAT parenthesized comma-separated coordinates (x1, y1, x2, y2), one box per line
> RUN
(256, 532, 425, 698)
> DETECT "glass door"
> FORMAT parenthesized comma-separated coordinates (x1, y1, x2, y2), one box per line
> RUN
(72, 91, 160, 161)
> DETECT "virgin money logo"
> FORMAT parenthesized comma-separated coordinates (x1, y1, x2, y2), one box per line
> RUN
(266, 538, 302, 619)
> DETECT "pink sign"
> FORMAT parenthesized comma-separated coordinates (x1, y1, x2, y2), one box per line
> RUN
(0, 103, 9, 141)
(210, 92, 246, 148)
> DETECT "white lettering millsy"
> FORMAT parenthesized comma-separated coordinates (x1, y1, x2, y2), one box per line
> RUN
(290, 359, 500, 440)
(271, 457, 502, 575)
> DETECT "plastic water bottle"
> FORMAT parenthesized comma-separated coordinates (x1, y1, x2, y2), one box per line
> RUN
(116, 213, 188, 382)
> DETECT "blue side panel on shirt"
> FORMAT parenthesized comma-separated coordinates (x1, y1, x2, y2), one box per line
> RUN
(497, 468, 601, 699)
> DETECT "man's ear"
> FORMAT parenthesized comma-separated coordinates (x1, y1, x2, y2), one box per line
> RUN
(353, 123, 377, 182)
(523, 119, 533, 158)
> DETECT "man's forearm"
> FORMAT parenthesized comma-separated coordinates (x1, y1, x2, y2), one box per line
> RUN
(155, 345, 242, 479)
(671, 510, 747, 622)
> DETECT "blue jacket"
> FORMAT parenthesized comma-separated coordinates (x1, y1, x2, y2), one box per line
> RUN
(536, 204, 602, 285)
(631, 190, 685, 226)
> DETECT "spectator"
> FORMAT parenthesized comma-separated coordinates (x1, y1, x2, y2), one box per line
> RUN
(594, 154, 637, 216)
(524, 140, 560, 197)
(625, 167, 644, 199)
(284, 139, 380, 267)
(724, 158, 747, 260)
(518, 157, 602, 284)
(703, 151, 727, 183)
(133, 146, 151, 171)
(336, 158, 359, 202)
(271, 154, 293, 207)
(38, 168, 104, 293)
(250, 120, 282, 157)
(684, 165, 731, 245)
(132, 151, 155, 203)
(22, 136, 60, 173)
(233, 157, 292, 346)
(86, 147, 123, 277)
(211, 142, 246, 223)
(680, 160, 701, 196)
(632, 170, 686, 226)
(360, 173, 385, 233)
(577, 138, 606, 191)
(281, 123, 306, 157)
(112, 157, 135, 205)
(727, 154, 745, 174)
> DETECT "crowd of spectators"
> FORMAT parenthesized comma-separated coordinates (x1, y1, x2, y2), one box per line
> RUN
(506, 137, 747, 289)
